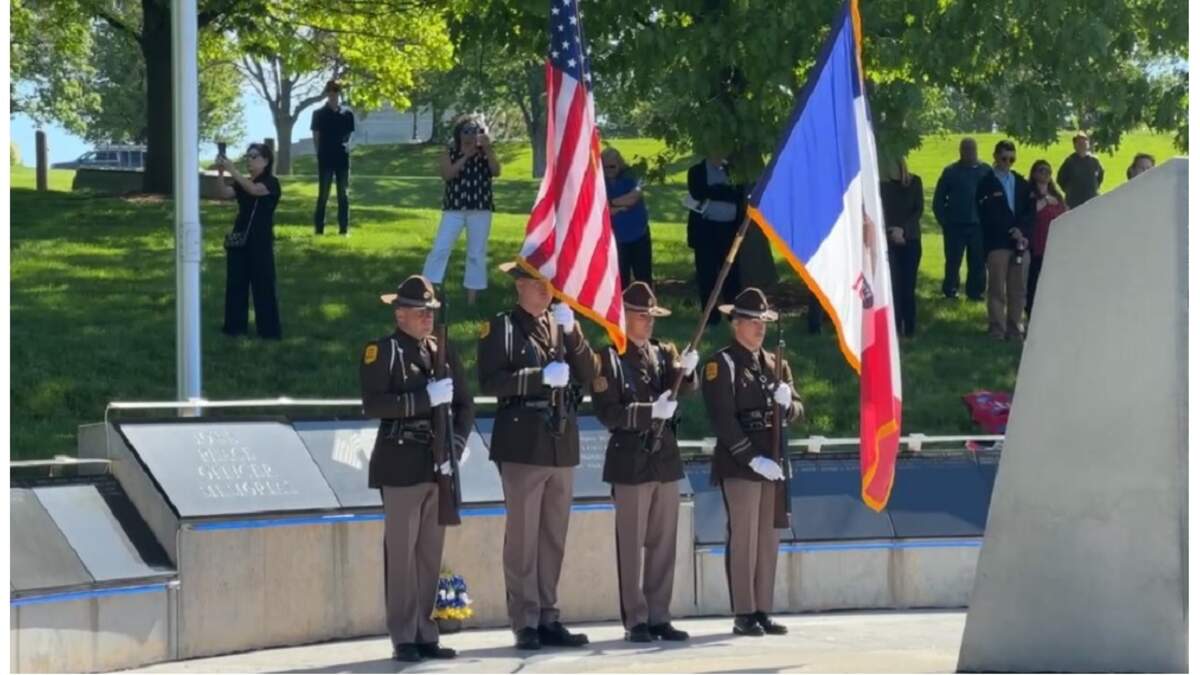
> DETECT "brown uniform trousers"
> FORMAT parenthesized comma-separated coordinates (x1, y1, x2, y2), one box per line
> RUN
(477, 306, 597, 631)
(360, 331, 474, 647)
(701, 342, 800, 616)
(592, 341, 697, 628)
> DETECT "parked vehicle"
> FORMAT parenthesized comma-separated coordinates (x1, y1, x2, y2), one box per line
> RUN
(52, 145, 146, 170)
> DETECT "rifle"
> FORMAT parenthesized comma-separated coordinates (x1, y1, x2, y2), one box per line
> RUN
(432, 291, 462, 526)
(548, 312, 567, 436)
(771, 319, 792, 529)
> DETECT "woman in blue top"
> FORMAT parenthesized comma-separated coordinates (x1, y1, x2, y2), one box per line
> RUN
(602, 148, 652, 287)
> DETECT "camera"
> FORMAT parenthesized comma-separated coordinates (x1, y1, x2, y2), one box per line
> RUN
(1013, 238, 1027, 266)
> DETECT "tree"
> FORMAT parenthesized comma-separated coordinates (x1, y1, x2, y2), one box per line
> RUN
(80, 23, 244, 146)
(10, 0, 100, 134)
(235, 3, 454, 175)
(599, 0, 1188, 182)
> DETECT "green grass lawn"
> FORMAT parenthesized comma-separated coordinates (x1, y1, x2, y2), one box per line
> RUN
(8, 132, 1181, 459)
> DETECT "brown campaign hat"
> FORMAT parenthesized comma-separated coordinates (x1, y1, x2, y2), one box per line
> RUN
(380, 274, 441, 309)
(498, 261, 539, 280)
(718, 287, 779, 322)
(622, 281, 671, 317)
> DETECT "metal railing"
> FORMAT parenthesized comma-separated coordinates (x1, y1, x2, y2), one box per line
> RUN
(104, 397, 1003, 454)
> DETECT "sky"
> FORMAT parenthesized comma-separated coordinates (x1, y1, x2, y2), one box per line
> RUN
(10, 88, 284, 165)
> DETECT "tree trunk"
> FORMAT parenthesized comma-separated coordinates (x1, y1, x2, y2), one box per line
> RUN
(271, 113, 293, 175)
(141, 0, 173, 195)
(525, 63, 547, 179)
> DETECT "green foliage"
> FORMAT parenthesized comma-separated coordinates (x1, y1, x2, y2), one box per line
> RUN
(596, 0, 1188, 183)
(10, 0, 99, 133)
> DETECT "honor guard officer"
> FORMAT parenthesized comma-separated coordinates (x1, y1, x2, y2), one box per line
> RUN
(477, 262, 598, 650)
(701, 288, 802, 637)
(592, 282, 700, 643)
(360, 275, 475, 663)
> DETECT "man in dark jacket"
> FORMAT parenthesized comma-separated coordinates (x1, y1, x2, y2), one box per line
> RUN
(360, 275, 474, 663)
(311, 80, 355, 235)
(1056, 132, 1104, 208)
(685, 156, 746, 324)
(592, 282, 699, 644)
(477, 262, 597, 650)
(933, 137, 991, 300)
(976, 140, 1034, 340)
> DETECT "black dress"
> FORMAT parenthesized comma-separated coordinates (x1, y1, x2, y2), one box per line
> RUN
(223, 174, 283, 339)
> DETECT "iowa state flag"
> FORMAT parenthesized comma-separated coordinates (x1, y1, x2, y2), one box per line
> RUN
(747, 0, 901, 511)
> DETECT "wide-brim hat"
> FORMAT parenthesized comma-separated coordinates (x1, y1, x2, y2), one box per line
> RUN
(380, 274, 441, 309)
(498, 261, 539, 280)
(623, 281, 671, 317)
(718, 287, 779, 322)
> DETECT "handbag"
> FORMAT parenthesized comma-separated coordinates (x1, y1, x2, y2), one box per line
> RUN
(224, 198, 259, 249)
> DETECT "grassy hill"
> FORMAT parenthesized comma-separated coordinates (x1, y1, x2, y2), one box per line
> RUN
(9, 132, 1181, 459)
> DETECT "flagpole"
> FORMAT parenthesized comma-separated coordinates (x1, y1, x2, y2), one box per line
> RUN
(648, 212, 755, 452)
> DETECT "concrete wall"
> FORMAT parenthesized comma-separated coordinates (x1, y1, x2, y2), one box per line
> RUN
(11, 583, 177, 673)
(958, 159, 1188, 672)
(695, 540, 979, 617)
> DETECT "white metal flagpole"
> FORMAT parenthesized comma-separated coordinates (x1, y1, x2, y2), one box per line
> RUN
(172, 0, 203, 413)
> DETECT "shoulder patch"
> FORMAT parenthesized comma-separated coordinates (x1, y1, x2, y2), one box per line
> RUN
(363, 344, 379, 365)
(480, 321, 491, 339)
(704, 362, 719, 381)
(593, 376, 608, 393)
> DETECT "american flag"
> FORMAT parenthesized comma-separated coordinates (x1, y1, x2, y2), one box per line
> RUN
(519, 0, 626, 352)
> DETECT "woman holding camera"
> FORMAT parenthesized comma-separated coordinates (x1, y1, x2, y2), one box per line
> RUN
(422, 114, 501, 306)
(215, 143, 283, 339)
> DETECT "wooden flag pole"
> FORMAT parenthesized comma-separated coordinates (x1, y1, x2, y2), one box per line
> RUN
(648, 212, 756, 452)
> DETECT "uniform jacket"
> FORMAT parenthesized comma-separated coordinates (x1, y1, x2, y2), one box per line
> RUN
(360, 330, 474, 488)
(477, 306, 597, 467)
(592, 340, 698, 485)
(701, 343, 801, 483)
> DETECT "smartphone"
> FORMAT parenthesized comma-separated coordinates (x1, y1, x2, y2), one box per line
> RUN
(217, 141, 227, 159)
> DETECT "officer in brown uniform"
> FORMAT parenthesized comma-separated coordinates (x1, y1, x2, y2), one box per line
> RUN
(360, 275, 475, 663)
(701, 287, 802, 637)
(477, 262, 597, 650)
(592, 282, 700, 643)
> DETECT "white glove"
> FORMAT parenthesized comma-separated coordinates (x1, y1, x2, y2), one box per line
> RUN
(749, 456, 785, 481)
(679, 349, 700, 376)
(459, 445, 471, 466)
(773, 382, 793, 408)
(650, 391, 678, 420)
(426, 378, 454, 407)
(542, 361, 570, 388)
(552, 303, 576, 334)
(437, 460, 454, 476)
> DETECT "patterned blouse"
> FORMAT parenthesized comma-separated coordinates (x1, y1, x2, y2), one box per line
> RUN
(442, 146, 494, 212)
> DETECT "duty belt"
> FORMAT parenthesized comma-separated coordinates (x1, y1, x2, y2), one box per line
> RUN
(383, 419, 433, 445)
(737, 409, 777, 431)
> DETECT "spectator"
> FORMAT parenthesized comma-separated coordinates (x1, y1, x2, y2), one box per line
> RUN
(977, 140, 1034, 341)
(1056, 131, 1104, 208)
(215, 143, 283, 339)
(1127, 153, 1156, 180)
(422, 114, 501, 306)
(1026, 159, 1067, 318)
(881, 158, 924, 337)
(686, 153, 745, 325)
(933, 138, 991, 301)
(602, 148, 652, 287)
(311, 80, 355, 236)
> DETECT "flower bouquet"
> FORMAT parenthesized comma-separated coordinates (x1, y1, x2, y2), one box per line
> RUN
(433, 572, 473, 633)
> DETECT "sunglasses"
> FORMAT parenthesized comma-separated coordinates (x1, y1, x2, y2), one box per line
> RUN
(462, 126, 480, 135)
(997, 155, 1016, 163)
(246, 152, 262, 160)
